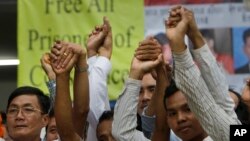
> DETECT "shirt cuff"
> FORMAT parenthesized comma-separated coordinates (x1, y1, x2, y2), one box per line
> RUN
(94, 56, 112, 75)
(173, 48, 194, 68)
(88, 56, 97, 65)
(87, 56, 97, 72)
(46, 80, 56, 89)
(126, 77, 141, 85)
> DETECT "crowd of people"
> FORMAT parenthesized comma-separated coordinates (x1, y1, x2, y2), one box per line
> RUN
(1, 5, 250, 141)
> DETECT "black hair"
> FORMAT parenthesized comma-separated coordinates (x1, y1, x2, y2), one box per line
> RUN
(243, 28, 250, 44)
(229, 88, 241, 103)
(6, 86, 50, 114)
(0, 111, 6, 124)
(45, 108, 55, 132)
(229, 88, 250, 125)
(154, 33, 169, 45)
(98, 110, 113, 125)
(163, 79, 180, 112)
(48, 108, 55, 118)
(200, 29, 214, 40)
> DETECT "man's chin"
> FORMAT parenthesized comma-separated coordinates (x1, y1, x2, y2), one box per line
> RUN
(10, 130, 30, 139)
(137, 108, 144, 115)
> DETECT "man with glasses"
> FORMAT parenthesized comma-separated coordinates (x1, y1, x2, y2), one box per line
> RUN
(6, 86, 50, 141)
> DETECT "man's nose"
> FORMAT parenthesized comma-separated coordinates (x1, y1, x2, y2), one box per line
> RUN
(177, 112, 187, 123)
(16, 109, 25, 119)
(142, 91, 151, 101)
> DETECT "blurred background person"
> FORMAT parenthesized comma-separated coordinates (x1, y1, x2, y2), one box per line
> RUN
(200, 29, 234, 74)
(235, 28, 250, 73)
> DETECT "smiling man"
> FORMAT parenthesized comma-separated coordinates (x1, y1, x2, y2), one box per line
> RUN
(6, 86, 50, 141)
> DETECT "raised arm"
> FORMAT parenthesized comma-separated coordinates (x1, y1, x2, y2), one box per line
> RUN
(151, 64, 171, 141)
(136, 37, 161, 116)
(165, 6, 240, 141)
(51, 41, 86, 141)
(86, 17, 112, 130)
(112, 38, 162, 141)
(69, 43, 89, 139)
(40, 53, 56, 103)
(180, 7, 237, 119)
(135, 37, 172, 141)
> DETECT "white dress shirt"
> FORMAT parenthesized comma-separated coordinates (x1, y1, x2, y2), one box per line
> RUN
(86, 56, 112, 141)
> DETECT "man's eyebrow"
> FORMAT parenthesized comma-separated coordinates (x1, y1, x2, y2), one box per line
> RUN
(181, 103, 189, 108)
(166, 108, 175, 111)
(167, 103, 188, 111)
(8, 104, 18, 108)
(22, 103, 34, 107)
(9, 103, 34, 108)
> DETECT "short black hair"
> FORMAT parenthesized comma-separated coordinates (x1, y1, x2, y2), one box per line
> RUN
(6, 86, 50, 114)
(0, 111, 6, 124)
(200, 29, 214, 40)
(45, 108, 55, 132)
(229, 88, 241, 104)
(163, 79, 180, 112)
(48, 108, 55, 118)
(98, 110, 113, 125)
(243, 28, 250, 44)
(96, 110, 113, 136)
(154, 33, 169, 45)
(229, 88, 250, 125)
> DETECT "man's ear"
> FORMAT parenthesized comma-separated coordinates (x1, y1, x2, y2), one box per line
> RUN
(42, 114, 49, 127)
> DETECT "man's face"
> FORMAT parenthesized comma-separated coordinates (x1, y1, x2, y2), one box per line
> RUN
(46, 117, 58, 141)
(138, 73, 156, 115)
(244, 37, 250, 58)
(165, 91, 206, 141)
(6, 95, 48, 140)
(96, 119, 115, 141)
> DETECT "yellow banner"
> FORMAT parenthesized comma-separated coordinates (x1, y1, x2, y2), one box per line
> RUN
(18, 0, 144, 100)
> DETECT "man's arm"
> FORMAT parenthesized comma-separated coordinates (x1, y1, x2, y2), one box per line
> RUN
(173, 48, 238, 141)
(112, 38, 162, 141)
(51, 41, 82, 141)
(87, 56, 111, 129)
(135, 37, 170, 140)
(87, 16, 112, 131)
(112, 78, 150, 141)
(73, 44, 89, 138)
(178, 7, 238, 119)
(40, 52, 58, 139)
(40, 53, 56, 107)
(166, 6, 241, 141)
(56, 74, 81, 141)
(151, 65, 171, 141)
(192, 44, 238, 119)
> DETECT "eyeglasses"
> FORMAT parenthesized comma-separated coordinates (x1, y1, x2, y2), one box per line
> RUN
(7, 106, 44, 117)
